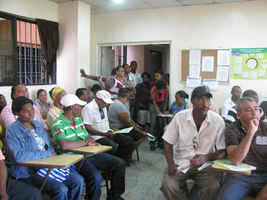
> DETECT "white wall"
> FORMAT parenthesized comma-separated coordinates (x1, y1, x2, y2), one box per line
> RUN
(91, 0, 267, 110)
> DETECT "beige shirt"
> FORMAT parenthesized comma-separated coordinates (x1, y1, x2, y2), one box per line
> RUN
(46, 104, 63, 131)
(163, 109, 225, 167)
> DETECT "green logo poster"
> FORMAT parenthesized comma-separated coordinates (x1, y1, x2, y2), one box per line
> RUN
(231, 48, 267, 80)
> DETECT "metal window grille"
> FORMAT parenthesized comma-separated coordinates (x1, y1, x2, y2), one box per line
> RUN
(16, 20, 56, 85)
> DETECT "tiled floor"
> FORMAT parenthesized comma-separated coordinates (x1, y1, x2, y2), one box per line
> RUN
(101, 140, 166, 200)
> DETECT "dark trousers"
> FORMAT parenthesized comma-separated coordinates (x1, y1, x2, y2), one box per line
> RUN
(7, 177, 42, 200)
(76, 152, 126, 200)
(113, 131, 144, 158)
(97, 136, 119, 154)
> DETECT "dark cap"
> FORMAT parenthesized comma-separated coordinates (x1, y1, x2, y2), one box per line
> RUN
(191, 86, 213, 99)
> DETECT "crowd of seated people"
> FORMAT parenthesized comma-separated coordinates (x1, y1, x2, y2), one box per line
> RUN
(2, 59, 267, 200)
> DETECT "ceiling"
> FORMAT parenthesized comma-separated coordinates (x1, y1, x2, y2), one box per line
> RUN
(49, 0, 253, 14)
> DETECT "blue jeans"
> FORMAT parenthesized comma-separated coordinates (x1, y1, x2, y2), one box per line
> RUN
(77, 152, 126, 200)
(217, 173, 267, 200)
(24, 169, 84, 200)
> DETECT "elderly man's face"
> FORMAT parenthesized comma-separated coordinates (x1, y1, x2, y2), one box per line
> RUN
(238, 101, 262, 123)
(192, 96, 211, 115)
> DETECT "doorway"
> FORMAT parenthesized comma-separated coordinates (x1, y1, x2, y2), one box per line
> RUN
(98, 43, 170, 77)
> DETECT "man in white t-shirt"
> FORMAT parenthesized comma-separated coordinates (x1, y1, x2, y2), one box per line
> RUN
(82, 90, 118, 154)
(222, 85, 242, 123)
(129, 61, 142, 87)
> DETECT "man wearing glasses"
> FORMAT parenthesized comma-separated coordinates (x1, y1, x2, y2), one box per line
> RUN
(217, 97, 267, 200)
(82, 90, 119, 154)
(161, 86, 226, 200)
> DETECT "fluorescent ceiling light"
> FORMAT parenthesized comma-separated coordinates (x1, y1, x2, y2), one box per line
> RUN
(113, 0, 124, 4)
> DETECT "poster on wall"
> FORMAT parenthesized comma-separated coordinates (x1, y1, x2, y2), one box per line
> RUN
(231, 48, 267, 80)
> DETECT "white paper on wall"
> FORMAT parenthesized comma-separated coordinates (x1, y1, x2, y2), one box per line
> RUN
(216, 66, 229, 82)
(217, 50, 230, 65)
(202, 56, 214, 72)
(189, 50, 201, 65)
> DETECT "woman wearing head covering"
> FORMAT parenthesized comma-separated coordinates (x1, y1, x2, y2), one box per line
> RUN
(6, 96, 84, 200)
(46, 87, 66, 130)
(170, 90, 189, 114)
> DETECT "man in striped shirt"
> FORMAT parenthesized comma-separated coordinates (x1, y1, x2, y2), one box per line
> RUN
(53, 94, 126, 200)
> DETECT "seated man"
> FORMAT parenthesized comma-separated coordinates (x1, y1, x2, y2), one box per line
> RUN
(53, 94, 126, 200)
(75, 88, 92, 103)
(161, 86, 226, 200)
(82, 90, 119, 154)
(224, 89, 258, 124)
(217, 97, 267, 200)
(6, 96, 84, 200)
(222, 85, 242, 122)
(0, 149, 42, 200)
(108, 88, 147, 164)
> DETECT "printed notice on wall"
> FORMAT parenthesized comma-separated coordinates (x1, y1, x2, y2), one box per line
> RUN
(189, 50, 201, 65)
(232, 48, 267, 80)
(189, 64, 201, 78)
(216, 66, 229, 82)
(202, 56, 214, 72)
(186, 76, 201, 88)
(217, 50, 230, 65)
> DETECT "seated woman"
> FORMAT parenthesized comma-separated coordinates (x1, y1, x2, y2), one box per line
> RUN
(34, 89, 51, 120)
(46, 87, 66, 131)
(108, 88, 147, 163)
(6, 96, 84, 200)
(0, 83, 46, 129)
(170, 90, 189, 114)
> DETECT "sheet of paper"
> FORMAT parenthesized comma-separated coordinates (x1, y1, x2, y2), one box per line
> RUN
(217, 50, 230, 65)
(198, 162, 212, 171)
(146, 133, 156, 141)
(203, 79, 218, 91)
(189, 64, 201, 78)
(216, 66, 229, 82)
(113, 127, 133, 134)
(202, 56, 214, 72)
(213, 160, 256, 171)
(189, 50, 201, 65)
(186, 77, 201, 88)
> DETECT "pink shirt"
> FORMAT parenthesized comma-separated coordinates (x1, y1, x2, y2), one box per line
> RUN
(0, 149, 5, 160)
(0, 105, 47, 129)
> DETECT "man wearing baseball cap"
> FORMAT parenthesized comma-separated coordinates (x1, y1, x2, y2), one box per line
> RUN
(82, 90, 118, 154)
(53, 94, 125, 200)
(161, 86, 226, 200)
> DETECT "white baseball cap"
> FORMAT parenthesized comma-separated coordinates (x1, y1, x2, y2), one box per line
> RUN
(96, 90, 113, 104)
(60, 94, 87, 107)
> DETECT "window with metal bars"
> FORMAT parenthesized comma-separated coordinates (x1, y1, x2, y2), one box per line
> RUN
(0, 12, 56, 86)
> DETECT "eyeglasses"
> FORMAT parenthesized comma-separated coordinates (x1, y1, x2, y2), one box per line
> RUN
(99, 108, 105, 119)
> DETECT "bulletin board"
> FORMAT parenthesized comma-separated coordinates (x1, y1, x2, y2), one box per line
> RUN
(181, 49, 218, 81)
